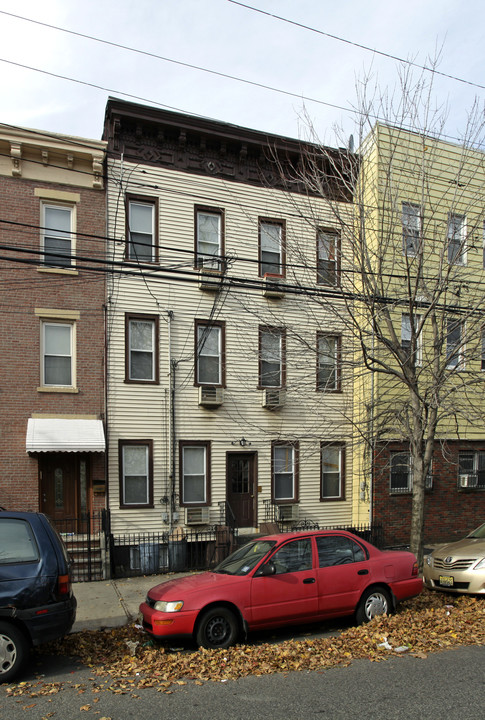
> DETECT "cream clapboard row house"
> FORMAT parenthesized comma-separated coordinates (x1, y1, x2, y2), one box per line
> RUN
(102, 98, 359, 539)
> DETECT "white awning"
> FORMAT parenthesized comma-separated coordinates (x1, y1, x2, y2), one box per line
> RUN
(26, 418, 105, 453)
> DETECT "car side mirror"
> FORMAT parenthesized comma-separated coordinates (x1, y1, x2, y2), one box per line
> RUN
(257, 560, 276, 577)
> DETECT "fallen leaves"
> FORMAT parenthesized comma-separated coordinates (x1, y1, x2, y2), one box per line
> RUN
(2, 590, 483, 698)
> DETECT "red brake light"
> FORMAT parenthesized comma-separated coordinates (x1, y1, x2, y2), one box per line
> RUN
(58, 573, 71, 597)
(412, 561, 419, 576)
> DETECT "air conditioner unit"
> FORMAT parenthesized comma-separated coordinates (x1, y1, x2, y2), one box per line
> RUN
(198, 385, 223, 407)
(263, 274, 285, 298)
(459, 474, 478, 488)
(262, 388, 285, 409)
(425, 475, 433, 489)
(278, 504, 299, 522)
(185, 506, 210, 525)
(198, 258, 222, 290)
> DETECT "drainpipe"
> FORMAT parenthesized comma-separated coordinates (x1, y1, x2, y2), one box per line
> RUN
(167, 311, 175, 532)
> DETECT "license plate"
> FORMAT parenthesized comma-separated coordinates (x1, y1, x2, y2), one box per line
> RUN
(439, 575, 454, 587)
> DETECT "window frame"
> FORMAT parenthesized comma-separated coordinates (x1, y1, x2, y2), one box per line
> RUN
(316, 228, 340, 286)
(401, 313, 422, 366)
(194, 319, 225, 387)
(125, 313, 159, 384)
(119, 439, 154, 509)
(41, 320, 75, 389)
(258, 326, 286, 389)
(320, 442, 346, 501)
(446, 318, 464, 370)
(179, 440, 211, 506)
(271, 441, 299, 503)
(317, 333, 341, 392)
(447, 212, 467, 265)
(402, 202, 421, 257)
(390, 451, 412, 493)
(125, 194, 158, 263)
(41, 202, 75, 269)
(259, 218, 286, 278)
(458, 451, 485, 490)
(194, 205, 224, 270)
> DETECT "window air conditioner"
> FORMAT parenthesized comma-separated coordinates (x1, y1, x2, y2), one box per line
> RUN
(185, 506, 210, 525)
(459, 474, 478, 488)
(198, 385, 223, 407)
(263, 274, 285, 298)
(198, 257, 222, 291)
(262, 388, 285, 409)
(278, 504, 299, 522)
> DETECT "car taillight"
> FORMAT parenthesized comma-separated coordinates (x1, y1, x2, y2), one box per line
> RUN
(57, 573, 71, 597)
(412, 561, 419, 576)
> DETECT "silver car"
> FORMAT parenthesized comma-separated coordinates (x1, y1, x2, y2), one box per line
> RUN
(424, 522, 485, 594)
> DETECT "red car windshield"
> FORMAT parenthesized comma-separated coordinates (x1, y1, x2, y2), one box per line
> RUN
(214, 540, 276, 575)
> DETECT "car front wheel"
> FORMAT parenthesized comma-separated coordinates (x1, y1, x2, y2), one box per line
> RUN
(0, 621, 29, 683)
(195, 607, 239, 649)
(356, 587, 392, 624)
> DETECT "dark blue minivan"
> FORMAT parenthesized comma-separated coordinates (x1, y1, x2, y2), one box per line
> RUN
(0, 511, 77, 682)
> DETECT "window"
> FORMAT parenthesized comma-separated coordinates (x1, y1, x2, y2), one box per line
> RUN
(0, 519, 40, 564)
(42, 322, 73, 387)
(42, 204, 73, 268)
(195, 320, 225, 386)
(180, 441, 210, 505)
(446, 318, 464, 369)
(447, 213, 466, 265)
(321, 443, 345, 500)
(317, 229, 339, 285)
(458, 452, 485, 489)
(195, 207, 224, 270)
(401, 313, 422, 365)
(316, 535, 365, 567)
(125, 314, 159, 383)
(119, 440, 153, 507)
(272, 442, 298, 502)
(390, 452, 412, 492)
(270, 538, 312, 574)
(259, 219, 285, 277)
(317, 334, 340, 391)
(259, 327, 285, 388)
(126, 196, 157, 262)
(402, 203, 421, 256)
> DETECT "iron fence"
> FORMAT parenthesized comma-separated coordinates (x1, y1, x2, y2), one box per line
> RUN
(53, 510, 109, 582)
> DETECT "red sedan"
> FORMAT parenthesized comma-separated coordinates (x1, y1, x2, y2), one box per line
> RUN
(139, 530, 422, 649)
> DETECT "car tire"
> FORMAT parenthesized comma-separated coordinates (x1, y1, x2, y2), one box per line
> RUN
(0, 621, 29, 683)
(355, 587, 392, 624)
(195, 607, 239, 649)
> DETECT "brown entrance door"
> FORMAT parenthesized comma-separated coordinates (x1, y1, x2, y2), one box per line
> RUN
(226, 453, 256, 528)
(39, 454, 89, 527)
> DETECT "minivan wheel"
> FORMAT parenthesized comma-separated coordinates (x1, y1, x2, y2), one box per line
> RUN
(0, 622, 29, 683)
(195, 607, 238, 649)
(356, 587, 391, 624)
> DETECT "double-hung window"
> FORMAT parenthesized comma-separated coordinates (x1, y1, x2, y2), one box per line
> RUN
(272, 442, 298, 502)
(317, 229, 339, 285)
(195, 207, 223, 270)
(259, 327, 285, 388)
(317, 333, 340, 391)
(402, 203, 421, 257)
(390, 452, 412, 493)
(42, 204, 73, 268)
(259, 219, 285, 277)
(446, 318, 464, 369)
(180, 441, 210, 505)
(321, 443, 345, 500)
(126, 314, 159, 383)
(195, 320, 224, 386)
(126, 196, 157, 262)
(42, 321, 73, 387)
(119, 440, 153, 507)
(401, 313, 422, 365)
(447, 213, 466, 265)
(458, 452, 485, 489)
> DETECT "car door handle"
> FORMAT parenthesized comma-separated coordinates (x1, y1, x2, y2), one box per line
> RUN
(303, 577, 316, 584)
(357, 569, 369, 575)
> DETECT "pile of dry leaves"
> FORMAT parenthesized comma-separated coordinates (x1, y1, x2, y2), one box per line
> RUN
(4, 590, 485, 696)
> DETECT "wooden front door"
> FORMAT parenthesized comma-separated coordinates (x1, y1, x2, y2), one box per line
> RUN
(39, 454, 89, 523)
(226, 453, 256, 528)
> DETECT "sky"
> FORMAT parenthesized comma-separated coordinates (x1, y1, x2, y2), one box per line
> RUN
(1, 0, 485, 148)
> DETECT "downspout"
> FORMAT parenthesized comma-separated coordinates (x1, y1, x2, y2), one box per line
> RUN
(369, 324, 375, 525)
(167, 311, 175, 532)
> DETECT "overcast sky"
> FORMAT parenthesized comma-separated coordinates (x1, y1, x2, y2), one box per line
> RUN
(1, 0, 484, 148)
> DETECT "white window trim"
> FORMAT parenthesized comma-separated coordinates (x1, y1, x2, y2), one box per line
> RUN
(196, 209, 222, 269)
(402, 202, 421, 257)
(446, 319, 465, 370)
(40, 201, 76, 270)
(40, 320, 76, 390)
(401, 313, 422, 366)
(447, 213, 467, 265)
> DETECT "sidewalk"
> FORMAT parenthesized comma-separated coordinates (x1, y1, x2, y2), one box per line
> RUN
(72, 572, 194, 633)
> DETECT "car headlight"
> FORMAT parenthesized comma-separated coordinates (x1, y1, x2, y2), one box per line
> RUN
(425, 555, 433, 567)
(153, 600, 184, 612)
(473, 558, 485, 571)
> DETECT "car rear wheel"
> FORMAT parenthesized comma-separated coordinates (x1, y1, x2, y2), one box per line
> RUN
(195, 607, 238, 649)
(356, 587, 391, 624)
(0, 621, 29, 683)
